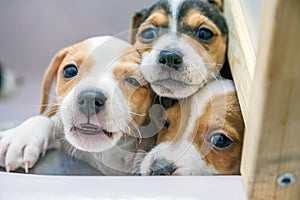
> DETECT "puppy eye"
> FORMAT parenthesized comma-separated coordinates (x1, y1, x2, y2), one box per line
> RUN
(63, 64, 78, 79)
(125, 77, 141, 87)
(140, 27, 157, 43)
(163, 120, 170, 130)
(197, 28, 214, 42)
(160, 97, 177, 109)
(210, 133, 233, 148)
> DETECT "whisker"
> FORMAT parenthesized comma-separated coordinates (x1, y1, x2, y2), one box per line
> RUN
(128, 111, 146, 117)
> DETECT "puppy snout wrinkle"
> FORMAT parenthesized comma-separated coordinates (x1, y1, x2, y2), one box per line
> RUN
(149, 159, 176, 176)
(77, 90, 107, 117)
(158, 50, 183, 70)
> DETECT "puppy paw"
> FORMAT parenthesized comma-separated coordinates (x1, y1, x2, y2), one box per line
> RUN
(0, 116, 53, 173)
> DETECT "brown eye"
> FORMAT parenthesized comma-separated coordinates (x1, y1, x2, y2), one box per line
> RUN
(63, 64, 78, 79)
(197, 28, 214, 42)
(125, 77, 141, 87)
(210, 133, 233, 148)
(140, 27, 157, 43)
(163, 120, 170, 130)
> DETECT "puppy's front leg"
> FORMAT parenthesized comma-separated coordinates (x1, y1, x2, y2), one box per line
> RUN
(0, 115, 59, 173)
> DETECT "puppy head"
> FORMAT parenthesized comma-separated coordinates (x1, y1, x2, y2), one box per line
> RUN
(40, 36, 154, 152)
(131, 0, 227, 98)
(140, 79, 245, 175)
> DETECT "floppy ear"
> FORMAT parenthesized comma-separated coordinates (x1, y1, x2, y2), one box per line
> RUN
(39, 49, 67, 115)
(129, 9, 149, 44)
(208, 0, 223, 12)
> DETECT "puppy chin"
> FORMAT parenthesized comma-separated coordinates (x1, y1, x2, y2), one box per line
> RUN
(150, 81, 201, 98)
(65, 129, 122, 152)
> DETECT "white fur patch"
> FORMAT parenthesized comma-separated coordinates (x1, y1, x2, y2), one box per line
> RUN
(168, 0, 184, 32)
(140, 142, 218, 175)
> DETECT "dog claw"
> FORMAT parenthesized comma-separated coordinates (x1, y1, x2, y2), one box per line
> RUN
(42, 140, 48, 157)
(25, 162, 29, 173)
(42, 150, 46, 157)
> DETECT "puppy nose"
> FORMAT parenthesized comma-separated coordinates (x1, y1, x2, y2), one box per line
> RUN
(149, 159, 176, 176)
(77, 90, 106, 117)
(158, 50, 183, 70)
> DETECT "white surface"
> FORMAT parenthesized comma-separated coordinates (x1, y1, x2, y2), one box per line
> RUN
(0, 172, 247, 200)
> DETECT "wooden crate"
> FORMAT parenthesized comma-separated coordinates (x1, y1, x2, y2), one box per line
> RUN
(225, 0, 300, 199)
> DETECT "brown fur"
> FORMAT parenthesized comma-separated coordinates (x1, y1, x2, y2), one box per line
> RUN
(113, 48, 154, 126)
(183, 9, 227, 67)
(193, 92, 244, 174)
(40, 40, 93, 116)
(157, 99, 192, 144)
(157, 91, 244, 174)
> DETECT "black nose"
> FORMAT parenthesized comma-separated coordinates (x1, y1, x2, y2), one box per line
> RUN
(149, 159, 176, 176)
(77, 90, 106, 117)
(158, 50, 183, 70)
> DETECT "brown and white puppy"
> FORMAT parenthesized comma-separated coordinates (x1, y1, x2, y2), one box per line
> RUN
(131, 0, 229, 99)
(140, 79, 245, 175)
(0, 36, 159, 175)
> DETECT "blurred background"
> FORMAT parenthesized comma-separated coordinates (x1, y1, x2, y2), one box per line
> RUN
(0, 0, 156, 127)
(0, 0, 262, 128)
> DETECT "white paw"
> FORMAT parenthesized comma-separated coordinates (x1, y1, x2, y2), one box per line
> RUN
(0, 116, 53, 172)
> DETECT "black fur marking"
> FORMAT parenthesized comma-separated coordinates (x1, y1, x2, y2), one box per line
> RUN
(134, 0, 171, 30)
(178, 0, 227, 35)
(136, 0, 227, 35)
(160, 97, 178, 109)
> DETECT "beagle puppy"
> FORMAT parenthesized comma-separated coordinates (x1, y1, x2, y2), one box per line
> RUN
(130, 0, 230, 99)
(0, 36, 162, 175)
(140, 79, 245, 175)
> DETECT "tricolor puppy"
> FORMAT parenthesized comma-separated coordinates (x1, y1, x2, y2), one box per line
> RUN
(131, 0, 229, 98)
(140, 79, 245, 175)
(0, 36, 159, 175)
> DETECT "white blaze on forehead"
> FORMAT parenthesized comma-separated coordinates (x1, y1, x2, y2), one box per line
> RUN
(86, 36, 113, 54)
(180, 79, 236, 141)
(169, 0, 184, 32)
(85, 36, 133, 77)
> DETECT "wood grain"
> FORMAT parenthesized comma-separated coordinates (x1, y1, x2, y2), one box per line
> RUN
(224, 0, 256, 127)
(240, 0, 300, 199)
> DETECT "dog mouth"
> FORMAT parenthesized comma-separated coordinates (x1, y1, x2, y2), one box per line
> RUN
(152, 79, 198, 88)
(70, 123, 113, 137)
(150, 78, 202, 98)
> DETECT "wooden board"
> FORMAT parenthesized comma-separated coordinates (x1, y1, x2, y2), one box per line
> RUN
(240, 0, 300, 199)
(224, 0, 256, 127)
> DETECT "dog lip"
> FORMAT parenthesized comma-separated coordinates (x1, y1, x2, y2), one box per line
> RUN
(152, 79, 197, 86)
(71, 123, 113, 137)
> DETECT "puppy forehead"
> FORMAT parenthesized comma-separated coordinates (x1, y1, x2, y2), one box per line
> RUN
(81, 37, 137, 76)
(143, 0, 227, 34)
(186, 79, 236, 136)
(88, 37, 134, 64)
(58, 36, 115, 67)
